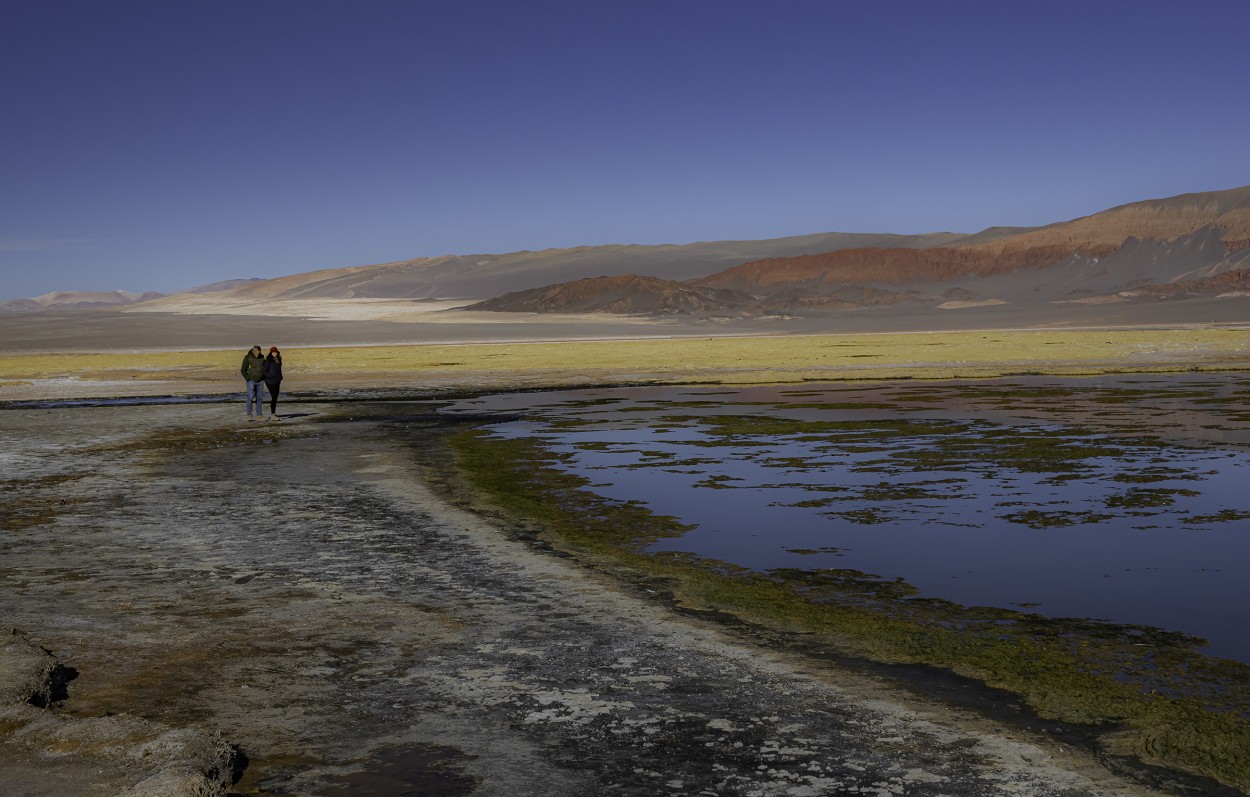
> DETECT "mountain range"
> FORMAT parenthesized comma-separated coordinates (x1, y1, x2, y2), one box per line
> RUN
(0, 289, 165, 312)
(468, 185, 1250, 317)
(5, 184, 1249, 319)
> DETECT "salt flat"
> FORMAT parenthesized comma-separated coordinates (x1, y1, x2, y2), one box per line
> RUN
(0, 401, 1191, 796)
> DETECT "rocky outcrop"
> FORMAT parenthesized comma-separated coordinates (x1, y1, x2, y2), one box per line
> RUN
(2, 704, 240, 797)
(1, 628, 66, 707)
(0, 629, 240, 797)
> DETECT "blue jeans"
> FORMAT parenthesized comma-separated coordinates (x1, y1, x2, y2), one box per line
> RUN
(245, 380, 265, 416)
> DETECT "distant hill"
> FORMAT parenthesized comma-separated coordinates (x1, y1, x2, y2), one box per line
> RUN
(467, 274, 755, 315)
(0, 289, 164, 312)
(10, 184, 1250, 322)
(472, 185, 1250, 317)
(181, 278, 266, 294)
(128, 230, 1003, 312)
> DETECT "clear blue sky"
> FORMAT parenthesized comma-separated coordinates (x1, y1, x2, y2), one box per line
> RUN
(3, 0, 1249, 300)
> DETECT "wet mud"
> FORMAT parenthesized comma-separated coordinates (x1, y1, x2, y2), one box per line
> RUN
(0, 400, 1239, 795)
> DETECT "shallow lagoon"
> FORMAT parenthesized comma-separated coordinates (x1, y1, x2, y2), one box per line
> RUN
(444, 373, 1250, 663)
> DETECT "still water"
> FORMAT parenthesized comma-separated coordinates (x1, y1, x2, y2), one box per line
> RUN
(443, 374, 1250, 663)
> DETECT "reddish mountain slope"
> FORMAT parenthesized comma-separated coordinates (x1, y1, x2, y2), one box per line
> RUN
(690, 243, 1102, 293)
(696, 185, 1250, 296)
(973, 184, 1250, 256)
(246, 231, 982, 301)
(468, 275, 753, 314)
(473, 185, 1250, 317)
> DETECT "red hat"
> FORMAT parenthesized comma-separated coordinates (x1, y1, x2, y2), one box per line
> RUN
(268, 346, 279, 353)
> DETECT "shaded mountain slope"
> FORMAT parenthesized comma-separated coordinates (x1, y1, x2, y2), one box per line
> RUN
(182, 278, 266, 294)
(468, 275, 754, 314)
(475, 185, 1250, 317)
(111, 231, 990, 312)
(211, 230, 998, 302)
(1114, 260, 1250, 300)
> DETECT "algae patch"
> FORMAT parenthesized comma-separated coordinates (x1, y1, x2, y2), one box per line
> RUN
(437, 376, 1250, 792)
(447, 425, 1250, 790)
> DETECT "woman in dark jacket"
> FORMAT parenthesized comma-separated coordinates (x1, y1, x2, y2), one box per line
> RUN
(262, 347, 284, 418)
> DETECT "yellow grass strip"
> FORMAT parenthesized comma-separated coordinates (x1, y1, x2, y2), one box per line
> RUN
(1, 328, 1248, 392)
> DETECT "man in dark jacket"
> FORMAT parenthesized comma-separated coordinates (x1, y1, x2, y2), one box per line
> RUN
(240, 345, 266, 419)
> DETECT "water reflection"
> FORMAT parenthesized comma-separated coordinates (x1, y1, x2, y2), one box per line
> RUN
(444, 374, 1250, 663)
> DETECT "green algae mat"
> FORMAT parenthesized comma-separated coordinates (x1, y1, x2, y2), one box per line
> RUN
(436, 375, 1250, 792)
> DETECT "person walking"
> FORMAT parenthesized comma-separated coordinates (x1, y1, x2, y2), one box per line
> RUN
(263, 346, 284, 419)
(240, 345, 266, 419)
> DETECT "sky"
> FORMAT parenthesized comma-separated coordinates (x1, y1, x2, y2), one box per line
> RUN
(3, 0, 1250, 301)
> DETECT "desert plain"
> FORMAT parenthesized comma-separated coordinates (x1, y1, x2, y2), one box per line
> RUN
(4, 303, 1250, 797)
(3, 296, 1250, 400)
